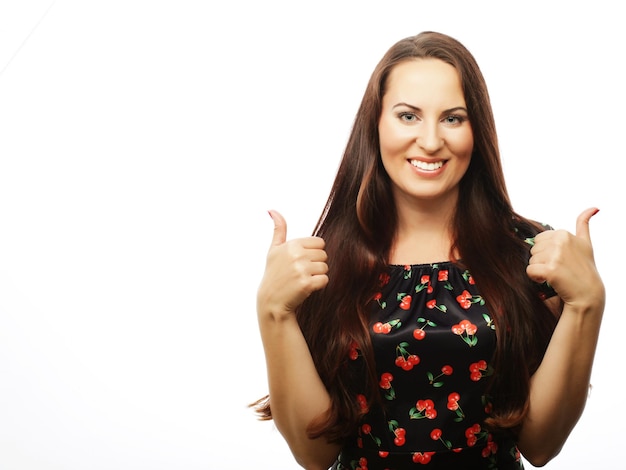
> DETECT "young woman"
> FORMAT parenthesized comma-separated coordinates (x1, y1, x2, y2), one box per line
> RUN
(253, 31, 605, 469)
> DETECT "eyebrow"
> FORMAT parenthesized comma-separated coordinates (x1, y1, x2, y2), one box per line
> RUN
(392, 103, 468, 114)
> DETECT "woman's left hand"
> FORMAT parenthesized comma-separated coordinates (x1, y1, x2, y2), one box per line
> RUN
(526, 207, 605, 310)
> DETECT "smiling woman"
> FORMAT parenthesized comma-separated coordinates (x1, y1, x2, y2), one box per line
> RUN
(252, 31, 605, 470)
(0, 2, 621, 470)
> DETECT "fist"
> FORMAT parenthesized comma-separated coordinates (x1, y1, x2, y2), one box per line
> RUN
(526, 208, 604, 309)
(257, 210, 329, 318)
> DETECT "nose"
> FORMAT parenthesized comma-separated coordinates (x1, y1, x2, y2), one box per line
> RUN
(416, 121, 443, 154)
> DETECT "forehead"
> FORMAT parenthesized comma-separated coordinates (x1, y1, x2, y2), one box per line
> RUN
(383, 58, 466, 106)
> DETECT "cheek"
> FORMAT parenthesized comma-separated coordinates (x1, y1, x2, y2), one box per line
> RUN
(448, 130, 474, 159)
(378, 119, 410, 156)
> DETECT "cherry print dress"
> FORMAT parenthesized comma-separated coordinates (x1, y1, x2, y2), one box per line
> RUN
(333, 228, 555, 470)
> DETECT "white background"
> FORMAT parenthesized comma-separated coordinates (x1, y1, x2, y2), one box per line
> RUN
(0, 1, 622, 469)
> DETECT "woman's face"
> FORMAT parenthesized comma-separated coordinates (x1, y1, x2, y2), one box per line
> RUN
(378, 58, 474, 211)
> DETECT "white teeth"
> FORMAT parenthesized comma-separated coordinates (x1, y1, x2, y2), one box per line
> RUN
(410, 160, 444, 171)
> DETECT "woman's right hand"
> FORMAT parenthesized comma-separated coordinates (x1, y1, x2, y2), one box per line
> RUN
(257, 210, 329, 320)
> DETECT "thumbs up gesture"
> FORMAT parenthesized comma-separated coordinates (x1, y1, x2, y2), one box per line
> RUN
(257, 210, 329, 319)
(526, 208, 605, 309)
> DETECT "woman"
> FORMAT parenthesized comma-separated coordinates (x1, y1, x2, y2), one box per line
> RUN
(253, 31, 605, 469)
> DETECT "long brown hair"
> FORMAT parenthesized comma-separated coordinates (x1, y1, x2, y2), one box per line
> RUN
(253, 31, 557, 443)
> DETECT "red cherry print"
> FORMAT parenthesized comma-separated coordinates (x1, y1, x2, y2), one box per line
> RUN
(379, 372, 394, 389)
(412, 452, 435, 464)
(413, 328, 426, 340)
(379, 272, 390, 286)
(402, 265, 413, 281)
(395, 343, 418, 370)
(361, 423, 371, 435)
(426, 299, 437, 309)
(373, 321, 394, 334)
(459, 319, 477, 335)
(469, 360, 488, 381)
(441, 365, 453, 375)
(407, 354, 420, 366)
(399, 295, 412, 310)
(447, 392, 460, 411)
(393, 427, 407, 446)
(416, 399, 434, 411)
(359, 457, 368, 467)
(438, 270, 449, 281)
(395, 356, 413, 371)
(456, 290, 472, 309)
(452, 319, 478, 346)
(378, 451, 389, 458)
(430, 428, 442, 440)
(465, 423, 483, 446)
(356, 394, 368, 412)
(451, 324, 464, 335)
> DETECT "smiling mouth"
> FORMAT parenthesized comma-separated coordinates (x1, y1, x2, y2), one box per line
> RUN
(410, 160, 445, 171)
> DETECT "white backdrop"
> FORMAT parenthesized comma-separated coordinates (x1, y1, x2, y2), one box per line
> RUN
(0, 1, 622, 469)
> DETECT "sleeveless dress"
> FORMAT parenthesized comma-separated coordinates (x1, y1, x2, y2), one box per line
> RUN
(333, 229, 555, 470)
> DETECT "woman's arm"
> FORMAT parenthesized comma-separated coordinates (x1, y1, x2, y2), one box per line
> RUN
(256, 210, 341, 470)
(518, 208, 605, 467)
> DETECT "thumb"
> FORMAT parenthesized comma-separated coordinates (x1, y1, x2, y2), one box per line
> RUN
(268, 210, 287, 246)
(575, 207, 599, 241)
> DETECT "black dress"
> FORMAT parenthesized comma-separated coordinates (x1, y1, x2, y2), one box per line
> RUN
(334, 229, 555, 470)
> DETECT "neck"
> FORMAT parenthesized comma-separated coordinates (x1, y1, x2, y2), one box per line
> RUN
(389, 194, 457, 265)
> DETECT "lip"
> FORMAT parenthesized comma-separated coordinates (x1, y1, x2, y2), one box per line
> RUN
(408, 158, 447, 175)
